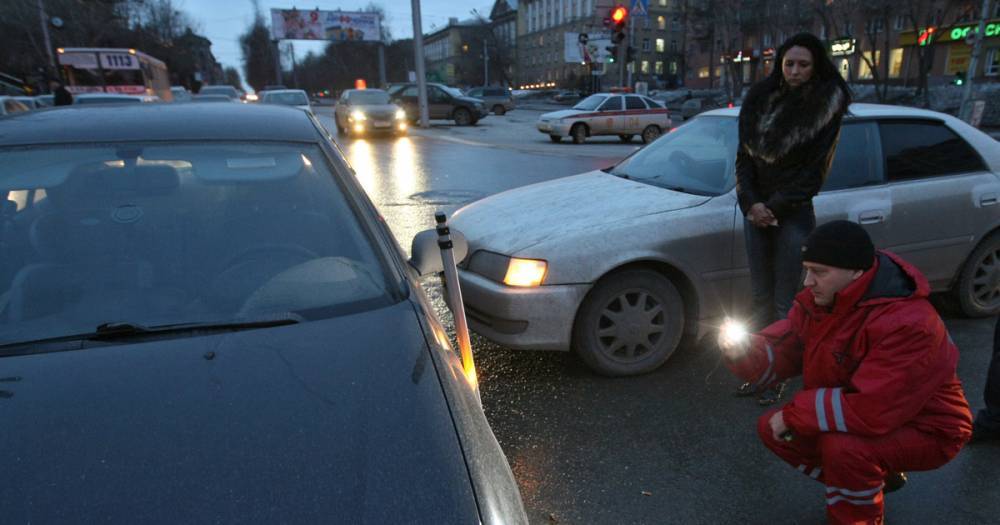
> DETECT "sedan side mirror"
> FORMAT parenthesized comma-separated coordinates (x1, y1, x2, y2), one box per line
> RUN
(409, 228, 469, 276)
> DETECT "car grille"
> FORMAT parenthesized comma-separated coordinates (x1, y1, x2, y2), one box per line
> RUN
(367, 110, 395, 120)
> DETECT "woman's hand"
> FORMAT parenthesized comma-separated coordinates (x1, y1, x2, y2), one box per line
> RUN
(747, 203, 776, 228)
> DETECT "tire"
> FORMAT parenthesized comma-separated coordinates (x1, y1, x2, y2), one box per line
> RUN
(454, 107, 473, 126)
(641, 125, 662, 144)
(493, 105, 506, 116)
(572, 269, 685, 376)
(955, 231, 1000, 317)
(549, 134, 562, 143)
(570, 123, 587, 144)
(618, 134, 634, 143)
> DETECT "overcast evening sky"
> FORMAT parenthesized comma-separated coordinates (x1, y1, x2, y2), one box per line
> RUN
(182, 0, 494, 86)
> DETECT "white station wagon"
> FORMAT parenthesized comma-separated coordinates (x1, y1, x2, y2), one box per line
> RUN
(455, 104, 1000, 376)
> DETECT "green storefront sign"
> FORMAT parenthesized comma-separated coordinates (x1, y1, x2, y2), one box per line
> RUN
(906, 19, 1000, 47)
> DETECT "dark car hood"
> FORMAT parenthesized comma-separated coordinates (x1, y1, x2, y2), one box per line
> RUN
(0, 301, 479, 523)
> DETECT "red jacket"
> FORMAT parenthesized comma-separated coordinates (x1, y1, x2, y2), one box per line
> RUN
(727, 251, 972, 440)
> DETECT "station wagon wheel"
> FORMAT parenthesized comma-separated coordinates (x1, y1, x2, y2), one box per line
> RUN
(454, 107, 473, 126)
(956, 231, 1000, 317)
(618, 134, 634, 143)
(492, 105, 506, 116)
(572, 269, 685, 376)
(641, 125, 662, 144)
(570, 123, 587, 144)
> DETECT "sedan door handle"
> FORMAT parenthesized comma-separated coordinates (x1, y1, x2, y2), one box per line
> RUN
(858, 211, 886, 224)
(981, 194, 999, 206)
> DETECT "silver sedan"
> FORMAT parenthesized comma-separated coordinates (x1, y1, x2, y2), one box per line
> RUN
(537, 93, 672, 144)
(453, 104, 1000, 376)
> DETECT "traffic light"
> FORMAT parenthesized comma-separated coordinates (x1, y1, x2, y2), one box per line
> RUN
(626, 46, 636, 64)
(611, 6, 628, 43)
(954, 71, 966, 86)
(607, 45, 618, 63)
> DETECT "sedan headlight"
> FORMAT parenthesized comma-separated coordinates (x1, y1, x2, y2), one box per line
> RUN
(503, 258, 548, 287)
(350, 110, 367, 121)
(395, 108, 406, 120)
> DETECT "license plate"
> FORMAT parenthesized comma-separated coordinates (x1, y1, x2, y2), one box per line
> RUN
(374, 121, 390, 127)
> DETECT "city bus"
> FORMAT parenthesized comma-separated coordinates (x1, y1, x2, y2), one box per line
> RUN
(57, 47, 171, 101)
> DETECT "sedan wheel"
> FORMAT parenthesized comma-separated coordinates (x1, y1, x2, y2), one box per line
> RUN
(493, 105, 506, 116)
(573, 269, 685, 376)
(549, 135, 562, 143)
(641, 125, 662, 144)
(618, 134, 634, 143)
(956, 231, 1000, 316)
(570, 123, 587, 144)
(454, 108, 473, 126)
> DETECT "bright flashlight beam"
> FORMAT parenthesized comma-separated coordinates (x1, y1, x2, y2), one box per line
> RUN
(720, 318, 749, 347)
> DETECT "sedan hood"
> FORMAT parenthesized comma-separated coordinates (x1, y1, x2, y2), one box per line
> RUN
(539, 109, 586, 120)
(353, 103, 400, 114)
(451, 170, 710, 255)
(0, 301, 479, 523)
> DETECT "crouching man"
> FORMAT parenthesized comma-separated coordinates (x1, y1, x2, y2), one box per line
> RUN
(720, 220, 972, 524)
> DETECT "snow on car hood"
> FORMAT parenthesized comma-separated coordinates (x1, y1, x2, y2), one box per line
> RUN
(451, 170, 711, 255)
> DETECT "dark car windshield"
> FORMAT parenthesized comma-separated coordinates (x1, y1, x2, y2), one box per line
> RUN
(348, 91, 390, 105)
(199, 86, 238, 98)
(0, 142, 394, 346)
(264, 91, 309, 106)
(610, 116, 738, 195)
(76, 96, 142, 105)
(573, 95, 608, 111)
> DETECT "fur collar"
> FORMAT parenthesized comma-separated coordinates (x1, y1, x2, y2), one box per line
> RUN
(739, 79, 847, 165)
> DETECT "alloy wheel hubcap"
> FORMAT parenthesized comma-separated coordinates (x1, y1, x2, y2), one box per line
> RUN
(596, 289, 666, 362)
(972, 247, 1000, 308)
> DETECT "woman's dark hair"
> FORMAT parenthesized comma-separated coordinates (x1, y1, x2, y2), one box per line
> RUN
(765, 32, 851, 104)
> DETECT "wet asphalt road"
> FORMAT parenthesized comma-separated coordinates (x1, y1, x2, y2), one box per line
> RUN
(313, 107, 1000, 524)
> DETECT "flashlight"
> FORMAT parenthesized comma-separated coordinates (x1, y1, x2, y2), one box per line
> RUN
(720, 318, 749, 347)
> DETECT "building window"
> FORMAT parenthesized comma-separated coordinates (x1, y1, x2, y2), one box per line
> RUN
(844, 22, 853, 36)
(462, 44, 469, 53)
(672, 16, 681, 30)
(641, 60, 650, 73)
(858, 51, 880, 79)
(987, 48, 1000, 76)
(894, 15, 905, 31)
(866, 18, 884, 34)
(889, 48, 903, 78)
(670, 61, 677, 74)
(657, 16, 666, 30)
(698, 66, 710, 78)
(655, 61, 664, 74)
(642, 38, 650, 52)
(995, 2, 1000, 18)
(656, 38, 665, 53)
(659, 0, 667, 6)
(670, 40, 677, 53)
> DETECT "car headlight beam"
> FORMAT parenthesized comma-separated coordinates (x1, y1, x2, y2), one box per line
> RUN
(503, 258, 547, 287)
(395, 108, 406, 120)
(350, 110, 367, 121)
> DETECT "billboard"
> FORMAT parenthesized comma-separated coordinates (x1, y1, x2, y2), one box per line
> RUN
(270, 8, 382, 42)
(564, 32, 613, 64)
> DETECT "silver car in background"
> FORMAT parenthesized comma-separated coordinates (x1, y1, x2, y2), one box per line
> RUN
(537, 93, 672, 145)
(454, 104, 1000, 376)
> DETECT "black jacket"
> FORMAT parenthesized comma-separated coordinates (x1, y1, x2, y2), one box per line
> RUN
(54, 86, 73, 106)
(736, 78, 848, 219)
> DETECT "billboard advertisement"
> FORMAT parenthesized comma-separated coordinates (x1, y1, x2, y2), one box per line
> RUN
(270, 8, 382, 42)
(564, 32, 613, 64)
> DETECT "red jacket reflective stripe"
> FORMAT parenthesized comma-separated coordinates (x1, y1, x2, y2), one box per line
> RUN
(727, 251, 972, 440)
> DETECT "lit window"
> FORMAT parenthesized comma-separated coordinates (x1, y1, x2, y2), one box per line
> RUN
(655, 61, 664, 74)
(641, 60, 650, 73)
(657, 16, 666, 30)
(698, 66, 710, 78)
(987, 48, 1000, 76)
(656, 38, 665, 53)
(889, 48, 903, 78)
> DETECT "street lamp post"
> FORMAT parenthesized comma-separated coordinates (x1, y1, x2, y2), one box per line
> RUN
(411, 0, 430, 128)
(959, 0, 992, 123)
(37, 0, 56, 70)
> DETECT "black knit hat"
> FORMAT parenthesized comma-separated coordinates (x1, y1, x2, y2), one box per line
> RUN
(801, 220, 875, 270)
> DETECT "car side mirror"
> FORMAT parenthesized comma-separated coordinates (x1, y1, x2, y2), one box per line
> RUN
(409, 228, 469, 276)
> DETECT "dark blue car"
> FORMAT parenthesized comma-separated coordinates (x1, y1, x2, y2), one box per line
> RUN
(0, 104, 526, 523)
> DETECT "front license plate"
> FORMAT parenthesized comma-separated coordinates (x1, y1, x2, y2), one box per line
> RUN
(374, 121, 390, 127)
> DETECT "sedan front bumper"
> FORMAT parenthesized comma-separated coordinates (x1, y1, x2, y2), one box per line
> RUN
(536, 121, 569, 136)
(456, 269, 589, 351)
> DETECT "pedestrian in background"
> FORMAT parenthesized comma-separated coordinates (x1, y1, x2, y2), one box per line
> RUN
(734, 33, 851, 404)
(50, 79, 73, 106)
(972, 316, 1000, 442)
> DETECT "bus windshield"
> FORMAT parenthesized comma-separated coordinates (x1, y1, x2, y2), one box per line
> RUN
(57, 48, 171, 101)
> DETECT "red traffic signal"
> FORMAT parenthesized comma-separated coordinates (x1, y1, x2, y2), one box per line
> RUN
(611, 6, 628, 24)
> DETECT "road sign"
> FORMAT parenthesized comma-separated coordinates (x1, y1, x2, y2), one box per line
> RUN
(631, 0, 649, 17)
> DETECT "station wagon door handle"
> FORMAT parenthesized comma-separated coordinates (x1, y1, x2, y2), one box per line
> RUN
(858, 211, 886, 224)
(981, 193, 999, 206)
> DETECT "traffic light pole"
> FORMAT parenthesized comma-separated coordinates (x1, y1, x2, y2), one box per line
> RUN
(959, 0, 991, 122)
(626, 17, 634, 88)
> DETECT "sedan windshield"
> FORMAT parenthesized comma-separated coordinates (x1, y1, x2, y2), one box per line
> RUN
(573, 95, 608, 111)
(443, 86, 465, 98)
(348, 91, 391, 105)
(264, 92, 309, 106)
(0, 142, 393, 346)
(610, 116, 739, 196)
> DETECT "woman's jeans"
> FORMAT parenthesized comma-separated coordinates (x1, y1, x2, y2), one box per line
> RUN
(743, 206, 816, 330)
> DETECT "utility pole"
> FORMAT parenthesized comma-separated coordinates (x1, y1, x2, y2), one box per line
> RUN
(272, 40, 283, 86)
(37, 0, 56, 71)
(627, 15, 634, 88)
(411, 0, 430, 128)
(959, 0, 991, 122)
(483, 38, 489, 86)
(378, 42, 387, 88)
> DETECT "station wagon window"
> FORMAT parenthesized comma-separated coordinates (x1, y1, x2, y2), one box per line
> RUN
(599, 96, 623, 112)
(821, 122, 883, 191)
(879, 120, 986, 181)
(625, 96, 647, 110)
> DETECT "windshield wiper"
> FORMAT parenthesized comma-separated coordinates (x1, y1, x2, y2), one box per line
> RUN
(0, 316, 303, 356)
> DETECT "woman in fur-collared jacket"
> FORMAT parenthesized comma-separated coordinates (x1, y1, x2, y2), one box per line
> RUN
(736, 32, 851, 330)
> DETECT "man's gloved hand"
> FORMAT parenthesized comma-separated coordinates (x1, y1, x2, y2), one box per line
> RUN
(718, 318, 750, 360)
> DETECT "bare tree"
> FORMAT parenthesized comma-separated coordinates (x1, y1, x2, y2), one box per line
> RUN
(900, 0, 969, 106)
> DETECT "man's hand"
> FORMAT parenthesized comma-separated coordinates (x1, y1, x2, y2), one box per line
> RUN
(769, 410, 789, 441)
(747, 203, 776, 228)
(717, 322, 750, 360)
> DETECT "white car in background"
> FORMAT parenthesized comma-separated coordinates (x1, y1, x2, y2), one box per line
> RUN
(259, 89, 312, 114)
(537, 93, 672, 145)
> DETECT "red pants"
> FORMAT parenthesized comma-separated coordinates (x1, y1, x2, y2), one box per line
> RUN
(757, 408, 964, 525)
